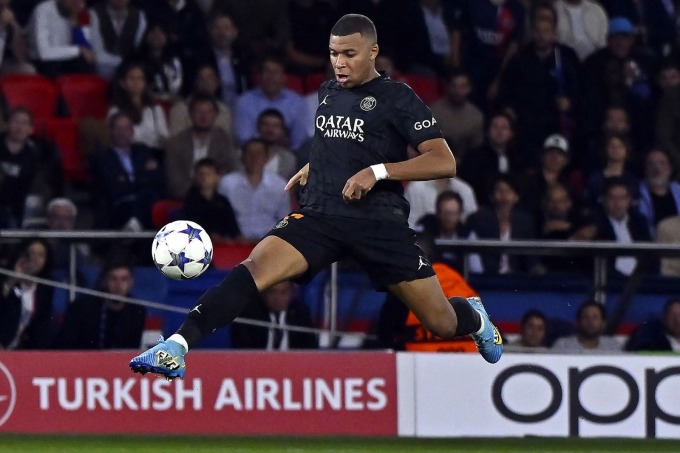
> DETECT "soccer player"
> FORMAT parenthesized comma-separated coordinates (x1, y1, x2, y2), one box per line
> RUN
(130, 14, 503, 380)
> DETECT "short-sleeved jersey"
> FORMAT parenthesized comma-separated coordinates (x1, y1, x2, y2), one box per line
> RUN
(299, 75, 442, 223)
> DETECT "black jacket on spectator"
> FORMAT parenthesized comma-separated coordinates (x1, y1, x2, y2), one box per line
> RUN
(0, 277, 54, 349)
(184, 186, 241, 240)
(55, 295, 146, 349)
(459, 144, 522, 205)
(625, 319, 673, 351)
(0, 134, 39, 228)
(89, 144, 164, 230)
(231, 298, 317, 350)
(466, 207, 537, 274)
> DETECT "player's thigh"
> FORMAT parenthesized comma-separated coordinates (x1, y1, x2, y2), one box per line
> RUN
(388, 276, 456, 338)
(242, 236, 309, 290)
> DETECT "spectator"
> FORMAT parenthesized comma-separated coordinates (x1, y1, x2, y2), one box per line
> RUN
(284, 0, 336, 75)
(519, 134, 586, 220)
(506, 309, 549, 352)
(452, 0, 526, 107)
(218, 138, 291, 242)
(90, 111, 164, 230)
(234, 55, 310, 149)
(586, 133, 640, 207)
(405, 173, 478, 228)
(600, 0, 677, 59)
(638, 148, 680, 236)
(538, 183, 595, 273)
(184, 158, 243, 244)
(27, 0, 95, 78)
(583, 105, 633, 172)
(415, 190, 468, 272)
(169, 64, 233, 137)
(0, 108, 38, 229)
(89, 0, 147, 80)
(209, 0, 290, 71)
(552, 300, 622, 353)
(459, 111, 521, 204)
(656, 215, 680, 277)
(580, 17, 656, 154)
(594, 176, 652, 277)
(499, 15, 580, 168)
(655, 59, 680, 166)
(108, 61, 169, 149)
(429, 69, 485, 164)
(554, 0, 608, 61)
(626, 298, 680, 352)
(135, 0, 209, 61)
(231, 281, 317, 350)
(398, 0, 458, 77)
(55, 257, 146, 349)
(164, 93, 238, 199)
(466, 174, 537, 274)
(41, 197, 91, 272)
(131, 21, 183, 102)
(0, 238, 55, 349)
(257, 108, 297, 180)
(191, 12, 248, 110)
(0, 0, 30, 73)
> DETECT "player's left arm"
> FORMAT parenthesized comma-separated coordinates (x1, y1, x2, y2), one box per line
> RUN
(342, 138, 455, 202)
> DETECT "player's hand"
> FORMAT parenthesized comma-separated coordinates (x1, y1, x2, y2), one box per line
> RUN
(285, 163, 309, 191)
(342, 168, 377, 202)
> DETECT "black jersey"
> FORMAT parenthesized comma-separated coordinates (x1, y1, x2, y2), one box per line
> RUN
(299, 74, 443, 223)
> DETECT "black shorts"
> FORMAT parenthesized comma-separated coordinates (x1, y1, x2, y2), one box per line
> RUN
(265, 211, 435, 289)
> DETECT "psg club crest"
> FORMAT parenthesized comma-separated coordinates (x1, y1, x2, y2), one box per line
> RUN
(360, 96, 376, 111)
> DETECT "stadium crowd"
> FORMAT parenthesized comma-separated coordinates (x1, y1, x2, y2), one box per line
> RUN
(1, 0, 680, 352)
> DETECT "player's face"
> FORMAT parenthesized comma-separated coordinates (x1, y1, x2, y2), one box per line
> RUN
(329, 33, 378, 88)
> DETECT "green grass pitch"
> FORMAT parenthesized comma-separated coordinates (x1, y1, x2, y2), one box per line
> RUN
(0, 435, 678, 453)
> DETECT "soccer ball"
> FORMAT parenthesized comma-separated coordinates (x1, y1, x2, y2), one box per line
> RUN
(152, 220, 213, 280)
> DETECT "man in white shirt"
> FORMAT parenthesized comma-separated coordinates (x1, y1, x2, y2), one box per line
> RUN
(552, 300, 622, 353)
(555, 0, 608, 60)
(28, 0, 95, 77)
(405, 176, 478, 228)
(218, 138, 291, 241)
(89, 0, 146, 79)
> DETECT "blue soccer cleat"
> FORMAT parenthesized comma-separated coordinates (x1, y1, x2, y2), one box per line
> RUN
(467, 297, 503, 363)
(129, 337, 186, 380)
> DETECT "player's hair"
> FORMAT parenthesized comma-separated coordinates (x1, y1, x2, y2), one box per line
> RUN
(330, 14, 377, 44)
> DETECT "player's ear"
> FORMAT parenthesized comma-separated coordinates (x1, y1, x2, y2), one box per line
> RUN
(370, 44, 379, 60)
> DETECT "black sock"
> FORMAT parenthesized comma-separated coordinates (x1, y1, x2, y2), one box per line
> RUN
(449, 297, 482, 336)
(177, 264, 259, 349)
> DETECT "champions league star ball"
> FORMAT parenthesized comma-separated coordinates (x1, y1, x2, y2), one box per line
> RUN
(152, 220, 213, 280)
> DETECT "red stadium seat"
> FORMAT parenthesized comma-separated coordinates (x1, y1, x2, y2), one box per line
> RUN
(56, 74, 109, 119)
(212, 243, 255, 270)
(151, 200, 184, 229)
(45, 117, 88, 182)
(304, 72, 327, 94)
(0, 74, 59, 132)
(401, 74, 441, 105)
